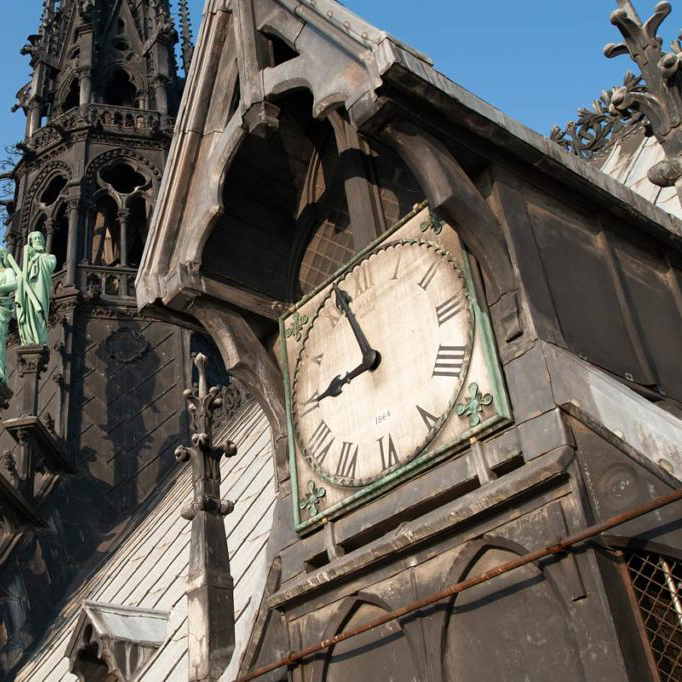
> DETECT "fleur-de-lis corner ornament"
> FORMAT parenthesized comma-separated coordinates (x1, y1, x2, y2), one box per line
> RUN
(285, 312, 309, 342)
(175, 353, 237, 520)
(175, 353, 237, 681)
(456, 382, 494, 428)
(419, 211, 444, 235)
(300, 480, 326, 517)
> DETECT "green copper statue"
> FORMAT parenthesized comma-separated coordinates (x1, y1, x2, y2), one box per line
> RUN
(9, 231, 57, 347)
(0, 248, 18, 383)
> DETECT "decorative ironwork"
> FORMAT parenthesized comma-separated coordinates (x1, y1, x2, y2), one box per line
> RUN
(419, 211, 444, 235)
(625, 550, 682, 681)
(456, 382, 493, 427)
(550, 72, 646, 160)
(299, 480, 326, 517)
(104, 327, 150, 364)
(285, 312, 309, 342)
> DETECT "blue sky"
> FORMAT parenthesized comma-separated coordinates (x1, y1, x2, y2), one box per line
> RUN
(0, 1, 677, 154)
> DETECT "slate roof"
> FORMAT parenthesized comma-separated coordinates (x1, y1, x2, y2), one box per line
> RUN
(14, 402, 276, 682)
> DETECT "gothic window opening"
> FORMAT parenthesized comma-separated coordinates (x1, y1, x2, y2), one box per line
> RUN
(127, 196, 150, 267)
(33, 214, 47, 240)
(40, 175, 67, 206)
(103, 69, 137, 108)
(624, 550, 682, 681)
(62, 78, 80, 112)
(51, 203, 69, 272)
(92, 195, 120, 266)
(101, 163, 146, 194)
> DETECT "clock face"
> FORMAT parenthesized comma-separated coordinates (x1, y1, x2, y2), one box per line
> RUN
(292, 239, 474, 487)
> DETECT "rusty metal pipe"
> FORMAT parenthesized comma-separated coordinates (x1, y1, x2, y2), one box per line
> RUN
(233, 486, 682, 682)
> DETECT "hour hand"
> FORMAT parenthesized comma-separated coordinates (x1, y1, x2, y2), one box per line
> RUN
(333, 284, 380, 370)
(317, 360, 370, 402)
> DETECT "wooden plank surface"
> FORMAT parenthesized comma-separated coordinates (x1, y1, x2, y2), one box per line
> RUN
(15, 402, 275, 682)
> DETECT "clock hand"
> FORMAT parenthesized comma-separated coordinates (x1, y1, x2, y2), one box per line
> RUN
(317, 355, 376, 402)
(333, 284, 381, 371)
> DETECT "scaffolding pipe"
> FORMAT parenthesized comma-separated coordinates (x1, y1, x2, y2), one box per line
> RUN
(232, 486, 682, 682)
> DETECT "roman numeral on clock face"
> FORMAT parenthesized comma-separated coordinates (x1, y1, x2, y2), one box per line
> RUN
(336, 442, 358, 479)
(416, 405, 439, 431)
(320, 303, 343, 329)
(310, 420, 334, 465)
(378, 434, 399, 471)
(299, 391, 320, 418)
(351, 267, 372, 297)
(433, 345, 466, 377)
(418, 261, 438, 291)
(436, 294, 463, 326)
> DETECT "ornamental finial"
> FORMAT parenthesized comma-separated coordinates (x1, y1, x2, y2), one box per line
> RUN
(175, 353, 237, 680)
(604, 1, 682, 194)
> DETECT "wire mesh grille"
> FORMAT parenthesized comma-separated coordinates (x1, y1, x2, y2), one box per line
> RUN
(626, 551, 682, 681)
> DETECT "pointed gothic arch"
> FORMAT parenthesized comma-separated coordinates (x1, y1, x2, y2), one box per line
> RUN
(21, 161, 74, 236)
(440, 536, 585, 682)
(309, 592, 424, 681)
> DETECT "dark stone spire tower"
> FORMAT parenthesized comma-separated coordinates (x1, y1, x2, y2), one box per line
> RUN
(0, 2, 204, 675)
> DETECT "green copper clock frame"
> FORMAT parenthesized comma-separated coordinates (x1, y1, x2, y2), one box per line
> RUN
(280, 203, 512, 534)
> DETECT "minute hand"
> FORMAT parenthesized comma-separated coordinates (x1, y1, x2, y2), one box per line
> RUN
(334, 284, 381, 369)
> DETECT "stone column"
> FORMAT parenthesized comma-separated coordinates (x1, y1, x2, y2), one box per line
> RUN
(153, 77, 168, 114)
(27, 102, 42, 137)
(45, 218, 55, 254)
(65, 198, 80, 287)
(117, 208, 130, 267)
(14, 345, 50, 500)
(79, 70, 92, 106)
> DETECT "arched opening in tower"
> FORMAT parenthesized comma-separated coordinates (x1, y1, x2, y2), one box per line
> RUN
(51, 203, 69, 272)
(92, 195, 120, 266)
(127, 196, 149, 268)
(101, 163, 146, 194)
(62, 78, 80, 112)
(103, 69, 137, 108)
(33, 214, 47, 240)
(40, 175, 68, 206)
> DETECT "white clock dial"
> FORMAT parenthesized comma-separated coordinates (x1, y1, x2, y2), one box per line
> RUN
(292, 240, 474, 487)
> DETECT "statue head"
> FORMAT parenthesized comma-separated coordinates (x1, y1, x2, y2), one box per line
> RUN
(0, 247, 6, 268)
(27, 231, 46, 254)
